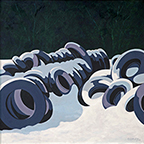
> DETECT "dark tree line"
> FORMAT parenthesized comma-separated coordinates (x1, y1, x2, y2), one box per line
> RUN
(0, 1, 144, 59)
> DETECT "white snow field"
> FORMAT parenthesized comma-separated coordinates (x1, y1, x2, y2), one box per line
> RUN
(0, 60, 144, 144)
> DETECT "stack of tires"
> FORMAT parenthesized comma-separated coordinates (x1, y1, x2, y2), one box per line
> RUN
(0, 42, 143, 130)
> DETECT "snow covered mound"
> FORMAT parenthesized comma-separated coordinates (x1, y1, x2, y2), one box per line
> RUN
(1, 84, 144, 143)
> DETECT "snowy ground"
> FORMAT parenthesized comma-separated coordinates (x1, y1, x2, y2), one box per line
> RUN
(0, 60, 144, 144)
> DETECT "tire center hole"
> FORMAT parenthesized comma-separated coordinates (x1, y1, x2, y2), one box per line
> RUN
(58, 75, 70, 90)
(21, 90, 34, 110)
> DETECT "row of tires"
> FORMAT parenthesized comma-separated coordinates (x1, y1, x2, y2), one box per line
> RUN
(0, 42, 144, 130)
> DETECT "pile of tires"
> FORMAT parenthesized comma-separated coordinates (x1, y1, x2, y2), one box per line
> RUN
(0, 42, 143, 130)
